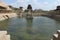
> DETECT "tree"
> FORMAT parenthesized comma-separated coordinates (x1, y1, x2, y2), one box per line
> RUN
(19, 7, 23, 10)
(27, 4, 32, 10)
(19, 7, 23, 13)
(56, 6, 60, 10)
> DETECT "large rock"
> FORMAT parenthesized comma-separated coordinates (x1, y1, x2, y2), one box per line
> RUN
(0, 31, 10, 40)
(0, 2, 12, 10)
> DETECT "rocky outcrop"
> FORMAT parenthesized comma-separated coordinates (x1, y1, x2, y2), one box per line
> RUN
(0, 2, 12, 10)
(0, 2, 12, 13)
(0, 13, 17, 21)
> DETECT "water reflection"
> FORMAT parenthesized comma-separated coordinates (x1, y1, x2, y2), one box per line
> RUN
(26, 18, 33, 26)
(25, 19, 33, 40)
(0, 16, 60, 40)
(26, 18, 33, 34)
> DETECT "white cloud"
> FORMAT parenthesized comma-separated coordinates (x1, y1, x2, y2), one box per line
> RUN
(4, 0, 60, 10)
(10, 0, 30, 8)
(57, 0, 60, 5)
(44, 2, 49, 6)
(57, 0, 60, 2)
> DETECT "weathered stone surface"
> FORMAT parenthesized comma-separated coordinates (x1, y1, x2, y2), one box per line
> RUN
(0, 2, 12, 10)
(0, 13, 17, 21)
(0, 31, 10, 40)
(52, 30, 60, 40)
(53, 34, 58, 40)
(57, 30, 60, 40)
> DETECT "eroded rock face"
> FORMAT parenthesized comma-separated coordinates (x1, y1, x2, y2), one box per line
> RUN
(0, 6, 6, 9)
(0, 2, 12, 10)
(0, 2, 12, 13)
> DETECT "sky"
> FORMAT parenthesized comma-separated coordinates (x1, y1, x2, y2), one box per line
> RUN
(1, 0, 60, 10)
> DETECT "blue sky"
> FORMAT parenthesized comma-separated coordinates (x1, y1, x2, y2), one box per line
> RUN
(2, 0, 60, 10)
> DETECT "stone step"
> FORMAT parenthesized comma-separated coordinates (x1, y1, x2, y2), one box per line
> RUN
(57, 30, 60, 40)
(0, 34, 10, 40)
(53, 34, 58, 40)
(57, 30, 60, 34)
(3, 35, 10, 40)
(0, 31, 7, 35)
(0, 31, 10, 40)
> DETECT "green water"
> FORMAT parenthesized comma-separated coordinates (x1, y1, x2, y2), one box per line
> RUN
(0, 16, 60, 40)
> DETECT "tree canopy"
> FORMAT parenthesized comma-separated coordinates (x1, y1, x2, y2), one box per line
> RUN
(27, 4, 32, 10)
